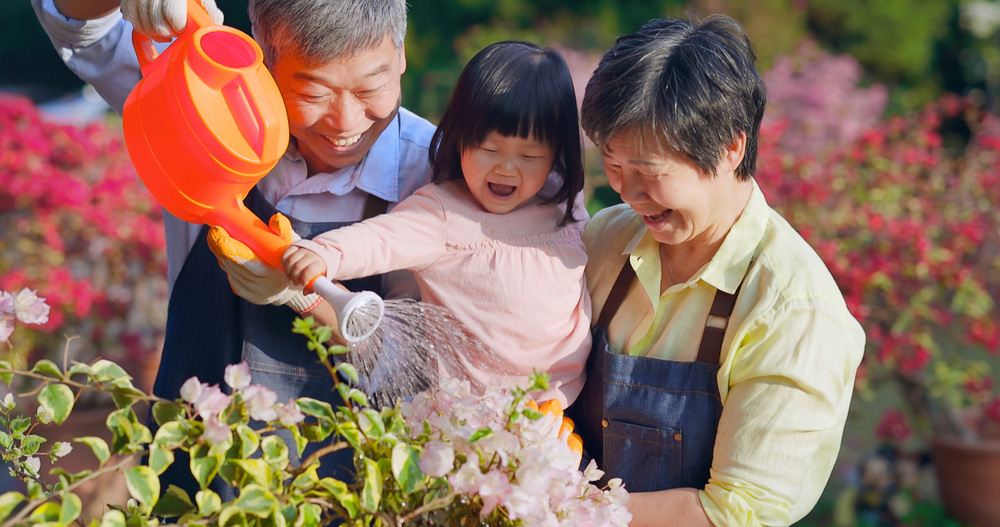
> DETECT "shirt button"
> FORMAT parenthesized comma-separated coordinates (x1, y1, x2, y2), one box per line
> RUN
(602, 419, 609, 428)
(674, 433, 683, 441)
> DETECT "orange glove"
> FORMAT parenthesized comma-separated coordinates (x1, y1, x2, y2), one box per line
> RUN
(207, 213, 321, 314)
(527, 399, 584, 468)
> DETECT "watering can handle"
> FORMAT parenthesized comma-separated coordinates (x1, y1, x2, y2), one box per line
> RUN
(132, 0, 219, 74)
(221, 72, 283, 160)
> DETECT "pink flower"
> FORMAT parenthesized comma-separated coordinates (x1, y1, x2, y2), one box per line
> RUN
(224, 362, 251, 391)
(242, 385, 278, 422)
(276, 401, 305, 426)
(11, 288, 49, 325)
(0, 292, 14, 341)
(202, 415, 231, 445)
(193, 385, 231, 420)
(179, 377, 205, 404)
(419, 440, 455, 477)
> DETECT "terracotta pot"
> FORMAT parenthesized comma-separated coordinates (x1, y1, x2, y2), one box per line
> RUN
(931, 434, 1000, 527)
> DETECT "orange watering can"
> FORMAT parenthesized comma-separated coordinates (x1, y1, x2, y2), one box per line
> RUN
(122, 0, 289, 268)
(122, 0, 384, 342)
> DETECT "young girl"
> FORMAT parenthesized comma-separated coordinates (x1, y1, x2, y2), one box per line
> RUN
(282, 41, 591, 406)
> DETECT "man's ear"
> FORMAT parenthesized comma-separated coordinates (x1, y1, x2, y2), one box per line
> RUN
(399, 43, 407, 75)
(723, 132, 747, 173)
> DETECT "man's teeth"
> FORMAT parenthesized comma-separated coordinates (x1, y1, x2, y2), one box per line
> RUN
(327, 134, 362, 147)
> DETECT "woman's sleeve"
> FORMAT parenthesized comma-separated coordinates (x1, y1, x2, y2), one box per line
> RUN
(700, 298, 865, 527)
(293, 190, 449, 280)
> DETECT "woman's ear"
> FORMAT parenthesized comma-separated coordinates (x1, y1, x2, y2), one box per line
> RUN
(722, 132, 747, 173)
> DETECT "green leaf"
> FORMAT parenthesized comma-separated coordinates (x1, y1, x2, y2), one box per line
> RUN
(336, 363, 359, 384)
(261, 435, 289, 468)
(336, 421, 362, 451)
(218, 504, 248, 527)
(297, 503, 322, 526)
(0, 360, 12, 386)
(0, 491, 25, 520)
(30, 359, 63, 379)
(38, 383, 75, 424)
(289, 425, 307, 457)
(319, 478, 360, 519)
(148, 446, 175, 475)
(360, 458, 382, 512)
(296, 398, 335, 422)
(466, 427, 494, 443)
(27, 501, 60, 521)
(66, 363, 95, 378)
(391, 443, 425, 495)
(19, 434, 45, 456)
(152, 421, 186, 449)
(190, 444, 222, 489)
(0, 432, 11, 449)
(150, 484, 194, 518)
(74, 436, 111, 466)
(89, 360, 130, 382)
(233, 484, 278, 518)
(233, 459, 272, 486)
(360, 409, 385, 438)
(125, 465, 160, 511)
(9, 417, 29, 438)
(196, 488, 222, 515)
(59, 492, 83, 524)
(98, 509, 126, 527)
(291, 465, 318, 490)
(235, 424, 259, 459)
(151, 401, 186, 426)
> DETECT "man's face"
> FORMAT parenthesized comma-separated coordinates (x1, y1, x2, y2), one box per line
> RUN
(270, 35, 406, 174)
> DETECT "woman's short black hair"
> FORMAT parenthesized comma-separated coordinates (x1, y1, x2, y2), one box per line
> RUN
(429, 41, 584, 225)
(580, 15, 766, 180)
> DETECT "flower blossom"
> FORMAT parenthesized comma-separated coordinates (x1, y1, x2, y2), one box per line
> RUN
(193, 385, 230, 420)
(51, 442, 72, 458)
(202, 415, 231, 445)
(224, 362, 251, 391)
(36, 405, 53, 425)
(419, 440, 455, 477)
(3, 393, 14, 410)
(276, 401, 305, 426)
(12, 288, 50, 325)
(242, 385, 278, 422)
(179, 377, 205, 403)
(0, 293, 14, 341)
(22, 457, 40, 477)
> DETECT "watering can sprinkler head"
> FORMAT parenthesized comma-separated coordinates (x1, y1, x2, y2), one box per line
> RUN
(309, 276, 385, 343)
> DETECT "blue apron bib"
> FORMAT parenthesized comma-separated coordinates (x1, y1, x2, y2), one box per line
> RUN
(153, 186, 386, 503)
(573, 261, 748, 493)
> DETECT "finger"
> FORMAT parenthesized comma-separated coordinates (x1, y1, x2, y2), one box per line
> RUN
(200, 0, 225, 25)
(162, 0, 189, 35)
(207, 225, 255, 262)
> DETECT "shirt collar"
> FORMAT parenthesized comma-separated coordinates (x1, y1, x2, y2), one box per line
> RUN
(279, 113, 403, 202)
(622, 179, 768, 298)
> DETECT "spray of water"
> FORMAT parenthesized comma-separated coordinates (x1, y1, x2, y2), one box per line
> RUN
(341, 298, 514, 409)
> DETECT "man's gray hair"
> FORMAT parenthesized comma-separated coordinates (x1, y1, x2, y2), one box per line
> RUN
(249, 0, 408, 67)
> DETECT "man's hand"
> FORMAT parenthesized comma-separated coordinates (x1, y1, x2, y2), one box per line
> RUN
(207, 213, 321, 314)
(121, 0, 224, 41)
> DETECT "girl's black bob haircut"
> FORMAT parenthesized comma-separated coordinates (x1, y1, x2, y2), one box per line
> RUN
(429, 41, 584, 225)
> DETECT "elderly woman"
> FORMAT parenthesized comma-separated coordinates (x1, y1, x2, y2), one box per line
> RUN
(573, 15, 865, 527)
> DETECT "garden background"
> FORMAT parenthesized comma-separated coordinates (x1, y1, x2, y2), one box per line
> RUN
(2, 0, 1000, 525)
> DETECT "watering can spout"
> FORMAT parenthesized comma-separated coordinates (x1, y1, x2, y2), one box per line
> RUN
(310, 277, 385, 343)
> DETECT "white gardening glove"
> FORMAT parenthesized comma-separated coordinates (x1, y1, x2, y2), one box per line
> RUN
(121, 0, 224, 41)
(206, 213, 321, 314)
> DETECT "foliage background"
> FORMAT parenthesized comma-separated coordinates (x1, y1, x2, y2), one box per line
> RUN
(4, 0, 1000, 524)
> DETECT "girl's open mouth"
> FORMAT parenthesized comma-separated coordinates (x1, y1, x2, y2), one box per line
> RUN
(488, 182, 516, 197)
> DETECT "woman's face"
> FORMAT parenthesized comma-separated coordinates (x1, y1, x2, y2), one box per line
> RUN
(461, 132, 555, 214)
(601, 129, 747, 249)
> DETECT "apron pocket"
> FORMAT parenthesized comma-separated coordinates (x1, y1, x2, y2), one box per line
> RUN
(603, 419, 682, 493)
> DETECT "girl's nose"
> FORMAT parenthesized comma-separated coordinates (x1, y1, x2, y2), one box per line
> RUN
(494, 158, 516, 176)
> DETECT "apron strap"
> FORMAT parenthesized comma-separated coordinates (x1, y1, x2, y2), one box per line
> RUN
(363, 194, 389, 220)
(595, 259, 636, 330)
(595, 250, 758, 365)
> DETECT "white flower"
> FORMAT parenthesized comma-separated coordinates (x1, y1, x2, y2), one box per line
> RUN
(276, 401, 305, 426)
(0, 292, 15, 342)
(12, 288, 50, 325)
(202, 415, 231, 445)
(582, 458, 604, 482)
(179, 377, 205, 403)
(193, 385, 230, 419)
(3, 393, 14, 410)
(419, 440, 455, 478)
(242, 385, 278, 422)
(51, 442, 72, 457)
(22, 456, 40, 477)
(224, 362, 251, 391)
(36, 405, 53, 425)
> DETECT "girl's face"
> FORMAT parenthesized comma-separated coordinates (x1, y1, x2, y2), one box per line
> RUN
(461, 132, 555, 214)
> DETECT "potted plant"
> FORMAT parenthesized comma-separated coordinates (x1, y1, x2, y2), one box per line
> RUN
(756, 93, 1000, 525)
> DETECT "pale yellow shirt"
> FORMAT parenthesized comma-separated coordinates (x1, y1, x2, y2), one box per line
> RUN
(583, 180, 864, 526)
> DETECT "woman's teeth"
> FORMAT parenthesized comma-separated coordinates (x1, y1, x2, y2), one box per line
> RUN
(647, 210, 671, 221)
(326, 133, 362, 147)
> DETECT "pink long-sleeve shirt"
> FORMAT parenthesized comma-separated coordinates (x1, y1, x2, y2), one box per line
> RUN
(294, 180, 592, 405)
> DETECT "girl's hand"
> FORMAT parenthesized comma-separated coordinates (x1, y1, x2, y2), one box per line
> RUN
(282, 246, 328, 288)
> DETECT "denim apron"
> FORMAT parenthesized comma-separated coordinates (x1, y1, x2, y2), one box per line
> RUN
(573, 260, 748, 493)
(152, 186, 386, 503)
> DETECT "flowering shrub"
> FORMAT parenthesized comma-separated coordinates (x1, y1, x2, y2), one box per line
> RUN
(0, 95, 167, 370)
(756, 94, 1000, 442)
(0, 296, 630, 526)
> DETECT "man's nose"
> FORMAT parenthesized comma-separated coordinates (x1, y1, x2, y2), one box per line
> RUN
(324, 94, 366, 132)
